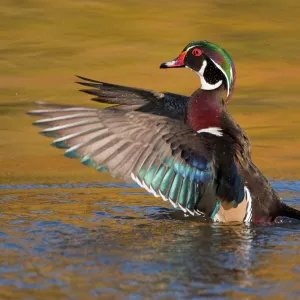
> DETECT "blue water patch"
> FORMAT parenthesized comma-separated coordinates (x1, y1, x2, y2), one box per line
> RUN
(0, 182, 139, 190)
(28, 210, 54, 215)
(89, 287, 118, 297)
(94, 211, 113, 218)
(271, 180, 300, 193)
(35, 220, 62, 228)
(0, 265, 22, 273)
(1, 181, 300, 194)
(0, 242, 23, 251)
(119, 192, 150, 195)
(7, 220, 25, 225)
(0, 232, 9, 238)
(0, 195, 19, 202)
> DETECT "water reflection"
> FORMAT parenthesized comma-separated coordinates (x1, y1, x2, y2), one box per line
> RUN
(0, 182, 299, 298)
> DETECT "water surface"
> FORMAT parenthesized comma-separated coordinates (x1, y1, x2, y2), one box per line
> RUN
(0, 181, 299, 299)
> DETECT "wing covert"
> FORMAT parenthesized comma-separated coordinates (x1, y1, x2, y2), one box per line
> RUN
(76, 75, 189, 116)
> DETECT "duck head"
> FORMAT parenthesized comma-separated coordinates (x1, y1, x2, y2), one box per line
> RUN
(160, 41, 236, 102)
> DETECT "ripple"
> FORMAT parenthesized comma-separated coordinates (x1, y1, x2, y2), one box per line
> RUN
(1, 180, 300, 196)
(0, 182, 138, 190)
(0, 179, 299, 299)
(0, 242, 23, 251)
(28, 210, 54, 215)
(272, 180, 300, 193)
(0, 232, 9, 238)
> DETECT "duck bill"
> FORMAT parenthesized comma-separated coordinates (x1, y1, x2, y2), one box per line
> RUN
(160, 51, 186, 68)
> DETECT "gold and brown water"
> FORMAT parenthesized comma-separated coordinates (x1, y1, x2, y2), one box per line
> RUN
(1, 0, 300, 298)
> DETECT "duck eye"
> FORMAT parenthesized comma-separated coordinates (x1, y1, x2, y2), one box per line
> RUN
(192, 48, 202, 56)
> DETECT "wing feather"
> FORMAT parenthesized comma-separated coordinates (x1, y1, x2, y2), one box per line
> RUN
(28, 76, 245, 218)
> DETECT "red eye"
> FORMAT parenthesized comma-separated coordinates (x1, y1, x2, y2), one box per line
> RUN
(192, 48, 202, 56)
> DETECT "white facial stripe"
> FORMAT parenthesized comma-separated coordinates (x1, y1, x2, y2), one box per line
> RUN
(244, 186, 252, 223)
(210, 58, 230, 97)
(185, 45, 194, 52)
(197, 127, 223, 137)
(197, 60, 223, 91)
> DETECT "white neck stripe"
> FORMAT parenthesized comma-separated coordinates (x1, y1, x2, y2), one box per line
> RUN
(210, 58, 230, 97)
(197, 59, 223, 91)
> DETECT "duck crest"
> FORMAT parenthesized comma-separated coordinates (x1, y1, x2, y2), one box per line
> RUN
(185, 89, 223, 132)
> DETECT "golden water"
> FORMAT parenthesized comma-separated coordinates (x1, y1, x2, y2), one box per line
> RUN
(1, 0, 300, 298)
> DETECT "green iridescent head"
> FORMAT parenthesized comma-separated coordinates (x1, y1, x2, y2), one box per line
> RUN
(160, 41, 236, 102)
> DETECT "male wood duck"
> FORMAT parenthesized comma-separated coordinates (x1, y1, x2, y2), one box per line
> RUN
(28, 41, 300, 223)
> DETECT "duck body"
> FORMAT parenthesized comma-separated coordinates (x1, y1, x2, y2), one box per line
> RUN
(28, 41, 300, 224)
(184, 87, 282, 223)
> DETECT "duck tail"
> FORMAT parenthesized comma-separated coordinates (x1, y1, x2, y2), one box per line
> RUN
(279, 202, 300, 221)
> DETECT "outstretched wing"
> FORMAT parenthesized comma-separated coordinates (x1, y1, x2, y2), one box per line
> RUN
(76, 75, 189, 117)
(28, 77, 245, 218)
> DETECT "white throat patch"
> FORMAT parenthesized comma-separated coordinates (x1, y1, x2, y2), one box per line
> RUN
(197, 59, 223, 91)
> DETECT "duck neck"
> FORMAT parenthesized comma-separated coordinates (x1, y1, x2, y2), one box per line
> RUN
(185, 88, 224, 132)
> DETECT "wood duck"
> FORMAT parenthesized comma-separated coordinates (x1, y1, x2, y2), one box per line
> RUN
(28, 41, 300, 223)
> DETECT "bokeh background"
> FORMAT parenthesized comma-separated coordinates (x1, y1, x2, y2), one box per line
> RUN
(1, 0, 300, 183)
(1, 1, 300, 299)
